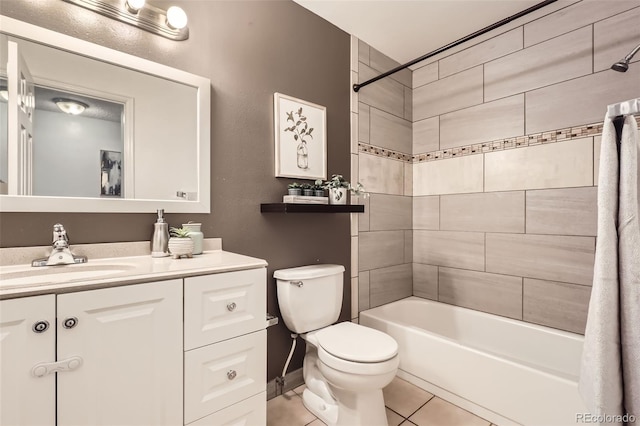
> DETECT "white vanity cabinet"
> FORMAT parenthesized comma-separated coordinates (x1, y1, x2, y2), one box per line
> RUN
(0, 252, 268, 426)
(0, 279, 184, 426)
(0, 294, 56, 426)
(56, 280, 183, 425)
(183, 268, 267, 425)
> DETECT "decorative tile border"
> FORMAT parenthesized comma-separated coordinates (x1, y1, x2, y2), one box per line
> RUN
(358, 115, 640, 163)
(358, 143, 412, 162)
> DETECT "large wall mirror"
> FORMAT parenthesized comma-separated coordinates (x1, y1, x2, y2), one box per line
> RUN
(0, 16, 210, 213)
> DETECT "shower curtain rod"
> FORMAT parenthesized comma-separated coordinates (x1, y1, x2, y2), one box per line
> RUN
(607, 98, 640, 118)
(353, 0, 557, 93)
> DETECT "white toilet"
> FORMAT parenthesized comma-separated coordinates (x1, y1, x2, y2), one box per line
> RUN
(275, 264, 399, 426)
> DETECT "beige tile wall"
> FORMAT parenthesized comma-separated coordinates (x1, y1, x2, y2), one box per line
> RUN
(440, 191, 525, 233)
(438, 267, 523, 320)
(526, 66, 640, 134)
(484, 137, 594, 191)
(523, 1, 638, 48)
(352, 3, 639, 333)
(439, 27, 523, 78)
(484, 26, 592, 102)
(414, 155, 484, 196)
(413, 66, 483, 120)
(409, 3, 640, 335)
(593, 7, 640, 73)
(439, 94, 524, 148)
(526, 187, 597, 236)
(354, 40, 413, 320)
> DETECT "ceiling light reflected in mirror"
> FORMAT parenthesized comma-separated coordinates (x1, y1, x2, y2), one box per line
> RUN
(53, 98, 89, 115)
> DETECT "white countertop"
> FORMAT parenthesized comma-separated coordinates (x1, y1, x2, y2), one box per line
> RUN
(0, 250, 268, 299)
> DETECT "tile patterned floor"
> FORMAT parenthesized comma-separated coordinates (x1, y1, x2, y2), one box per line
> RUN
(267, 376, 495, 426)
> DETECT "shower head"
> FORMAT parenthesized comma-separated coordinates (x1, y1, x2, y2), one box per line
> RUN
(611, 43, 640, 72)
(611, 60, 629, 72)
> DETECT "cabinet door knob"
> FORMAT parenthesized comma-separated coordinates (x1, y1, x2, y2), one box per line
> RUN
(32, 320, 50, 333)
(62, 317, 78, 329)
(226, 302, 236, 312)
(227, 369, 237, 380)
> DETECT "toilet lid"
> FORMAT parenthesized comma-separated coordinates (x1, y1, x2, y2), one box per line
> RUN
(315, 322, 398, 363)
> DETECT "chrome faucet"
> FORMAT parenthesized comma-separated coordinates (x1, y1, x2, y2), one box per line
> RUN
(32, 224, 88, 267)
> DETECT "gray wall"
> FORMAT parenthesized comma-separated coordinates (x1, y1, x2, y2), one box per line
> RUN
(0, 0, 351, 381)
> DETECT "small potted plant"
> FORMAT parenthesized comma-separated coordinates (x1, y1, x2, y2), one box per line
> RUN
(301, 183, 314, 196)
(323, 174, 350, 205)
(313, 179, 325, 197)
(287, 182, 302, 196)
(350, 182, 368, 199)
(323, 174, 368, 205)
(168, 226, 194, 259)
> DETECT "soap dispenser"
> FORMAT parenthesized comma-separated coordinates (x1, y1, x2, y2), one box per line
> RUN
(150, 209, 169, 257)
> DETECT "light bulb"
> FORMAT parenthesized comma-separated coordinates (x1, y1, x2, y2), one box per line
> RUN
(125, 0, 145, 13)
(166, 6, 187, 30)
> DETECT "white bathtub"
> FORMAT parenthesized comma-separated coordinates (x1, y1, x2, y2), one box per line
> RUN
(360, 297, 587, 426)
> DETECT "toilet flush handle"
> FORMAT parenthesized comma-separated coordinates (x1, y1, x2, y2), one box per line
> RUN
(290, 281, 304, 288)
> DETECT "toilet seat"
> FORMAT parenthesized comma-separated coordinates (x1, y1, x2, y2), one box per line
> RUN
(316, 322, 398, 362)
(311, 322, 399, 375)
(317, 345, 399, 375)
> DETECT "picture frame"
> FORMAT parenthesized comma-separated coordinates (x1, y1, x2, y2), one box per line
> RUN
(274, 92, 327, 180)
(100, 150, 122, 197)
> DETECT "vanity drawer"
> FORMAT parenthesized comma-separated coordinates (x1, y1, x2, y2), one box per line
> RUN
(184, 268, 266, 350)
(186, 392, 266, 426)
(184, 330, 266, 424)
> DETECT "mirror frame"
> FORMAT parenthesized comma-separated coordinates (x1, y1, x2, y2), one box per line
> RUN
(0, 16, 211, 213)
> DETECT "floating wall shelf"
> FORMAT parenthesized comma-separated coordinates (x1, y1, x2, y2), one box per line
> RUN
(260, 203, 365, 213)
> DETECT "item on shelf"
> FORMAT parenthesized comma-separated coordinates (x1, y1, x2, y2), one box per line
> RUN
(168, 227, 194, 259)
(182, 222, 203, 255)
(282, 195, 329, 204)
(287, 182, 302, 196)
(151, 209, 169, 258)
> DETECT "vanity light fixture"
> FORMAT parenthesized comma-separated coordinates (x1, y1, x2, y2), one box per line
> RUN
(166, 5, 187, 30)
(53, 98, 89, 115)
(125, 0, 145, 14)
(63, 0, 189, 41)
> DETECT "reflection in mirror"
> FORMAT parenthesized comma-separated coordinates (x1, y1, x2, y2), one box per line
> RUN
(32, 86, 125, 198)
(0, 17, 210, 213)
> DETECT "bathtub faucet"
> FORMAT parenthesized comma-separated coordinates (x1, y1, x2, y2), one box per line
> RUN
(32, 224, 88, 267)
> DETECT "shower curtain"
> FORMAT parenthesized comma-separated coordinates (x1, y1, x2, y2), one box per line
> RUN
(579, 114, 640, 425)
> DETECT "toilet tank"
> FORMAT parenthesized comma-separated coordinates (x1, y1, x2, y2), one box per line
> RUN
(275, 264, 345, 334)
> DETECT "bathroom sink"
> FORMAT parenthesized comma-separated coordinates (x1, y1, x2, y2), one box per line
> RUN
(0, 263, 138, 289)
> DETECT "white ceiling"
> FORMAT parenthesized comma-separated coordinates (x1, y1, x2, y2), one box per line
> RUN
(293, 0, 557, 66)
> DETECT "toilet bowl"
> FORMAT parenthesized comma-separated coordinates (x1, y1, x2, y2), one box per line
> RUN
(275, 265, 399, 426)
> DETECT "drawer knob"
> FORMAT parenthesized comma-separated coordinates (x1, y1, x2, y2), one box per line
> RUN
(62, 317, 78, 329)
(227, 369, 237, 380)
(32, 320, 50, 333)
(227, 302, 237, 312)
